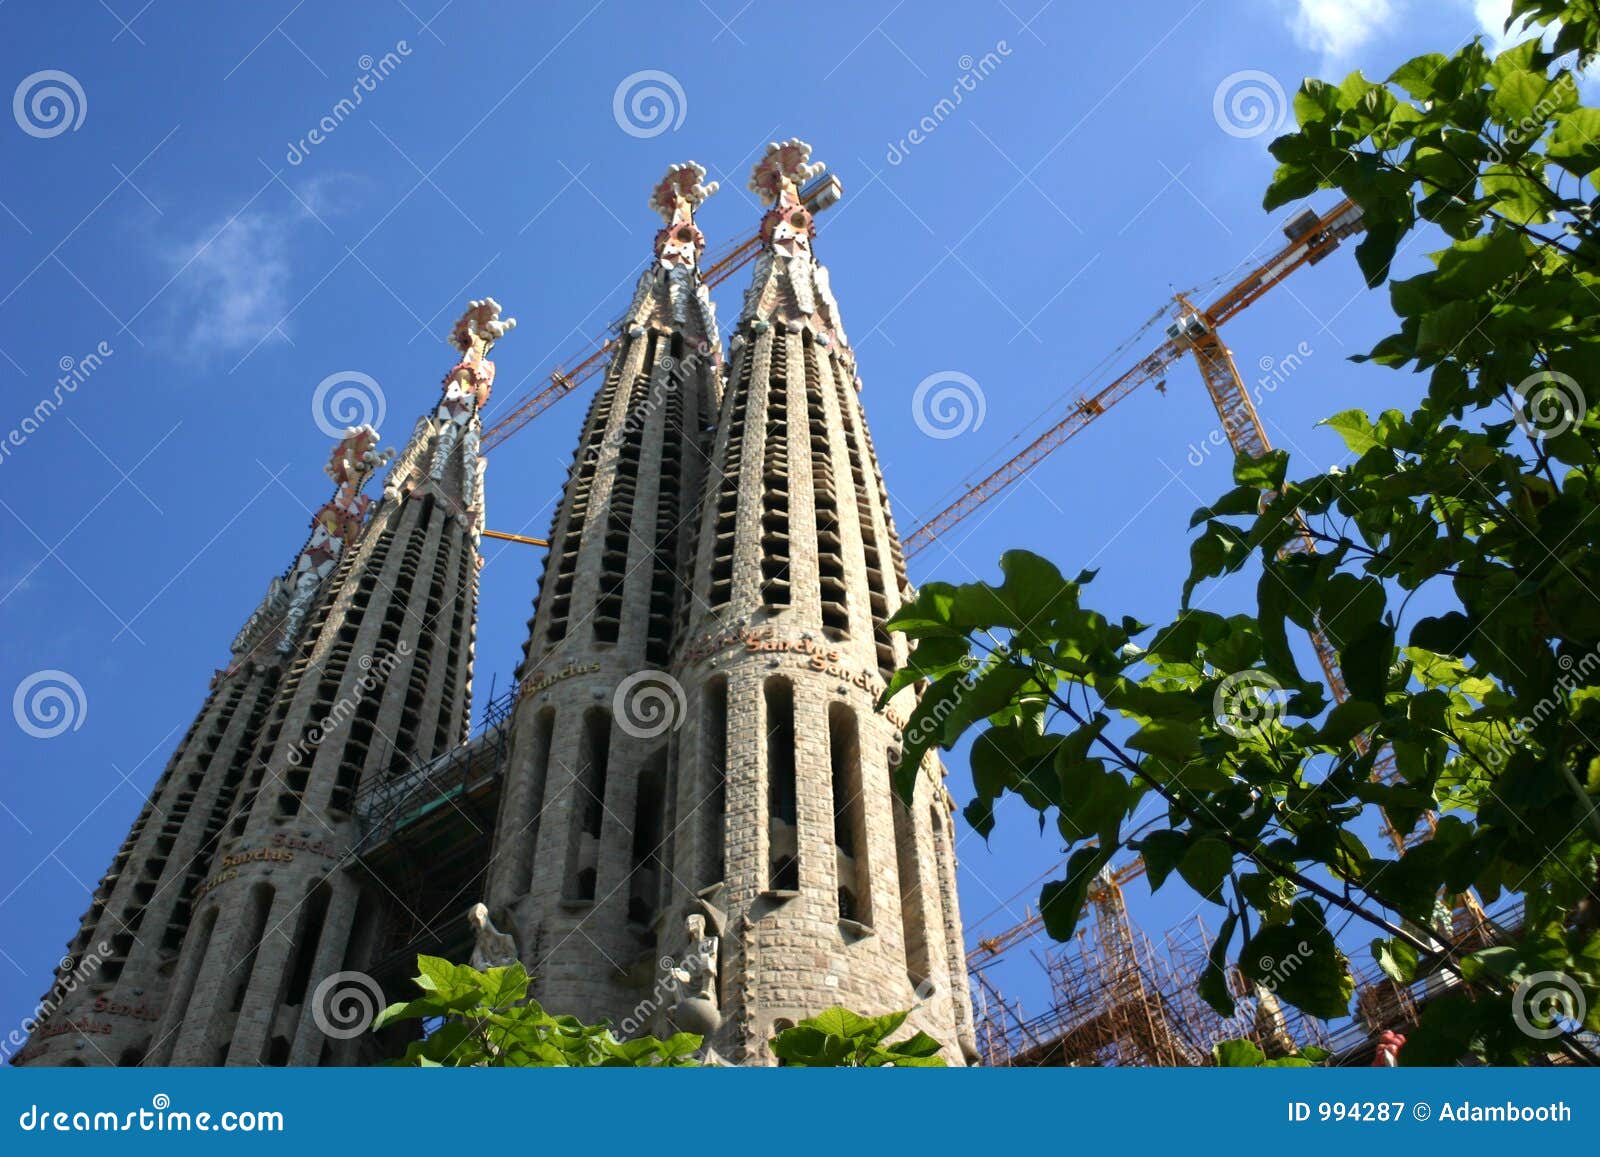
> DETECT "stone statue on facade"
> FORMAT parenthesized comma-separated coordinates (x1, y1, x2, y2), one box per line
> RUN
(668, 912, 721, 1035)
(467, 902, 519, 970)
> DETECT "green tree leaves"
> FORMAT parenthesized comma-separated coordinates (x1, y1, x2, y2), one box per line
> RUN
(376, 956, 701, 1067)
(880, 2, 1600, 1064)
(768, 1007, 947, 1067)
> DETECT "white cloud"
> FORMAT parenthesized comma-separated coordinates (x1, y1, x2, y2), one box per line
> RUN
(155, 175, 358, 362)
(161, 211, 299, 359)
(1464, 0, 1599, 81)
(1471, 0, 1523, 54)
(1286, 0, 1399, 62)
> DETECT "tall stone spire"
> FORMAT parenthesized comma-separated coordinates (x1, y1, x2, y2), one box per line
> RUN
(144, 303, 512, 1066)
(489, 163, 723, 1020)
(665, 140, 976, 1063)
(13, 427, 389, 1068)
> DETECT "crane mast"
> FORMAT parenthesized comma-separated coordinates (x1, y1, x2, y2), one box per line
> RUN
(902, 198, 1365, 558)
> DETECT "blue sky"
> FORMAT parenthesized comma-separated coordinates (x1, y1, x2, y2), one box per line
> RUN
(0, 0, 1531, 1045)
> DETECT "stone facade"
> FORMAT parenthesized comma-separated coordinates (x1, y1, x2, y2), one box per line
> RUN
(20, 148, 978, 1067)
(494, 146, 976, 1065)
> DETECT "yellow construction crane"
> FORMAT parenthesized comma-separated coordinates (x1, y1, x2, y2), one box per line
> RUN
(903, 198, 1367, 558)
(898, 198, 1437, 856)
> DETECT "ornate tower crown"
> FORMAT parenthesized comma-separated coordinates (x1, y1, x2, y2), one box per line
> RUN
(750, 139, 826, 258)
(444, 298, 517, 410)
(650, 161, 719, 270)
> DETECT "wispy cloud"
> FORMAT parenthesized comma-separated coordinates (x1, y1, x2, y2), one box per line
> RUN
(154, 175, 357, 361)
(1282, 0, 1399, 65)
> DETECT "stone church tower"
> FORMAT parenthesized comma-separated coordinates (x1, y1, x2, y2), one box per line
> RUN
(19, 146, 977, 1068)
(493, 145, 976, 1065)
(12, 423, 395, 1066)
(140, 301, 513, 1065)
(489, 162, 725, 1018)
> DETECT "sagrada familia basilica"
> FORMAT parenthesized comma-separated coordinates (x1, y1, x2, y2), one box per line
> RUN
(17, 141, 978, 1067)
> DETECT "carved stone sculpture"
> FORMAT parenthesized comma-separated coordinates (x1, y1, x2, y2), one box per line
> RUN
(668, 912, 721, 1035)
(467, 902, 519, 970)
